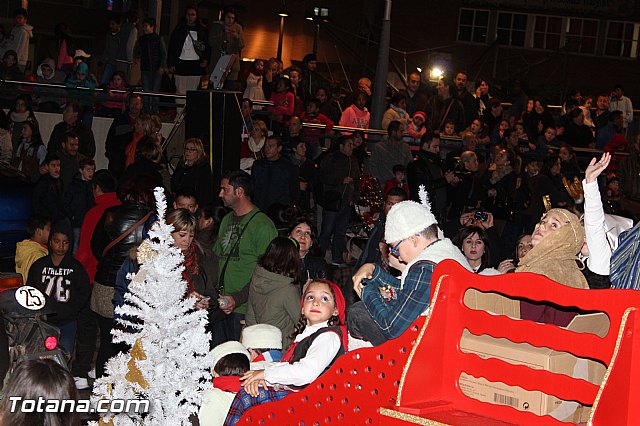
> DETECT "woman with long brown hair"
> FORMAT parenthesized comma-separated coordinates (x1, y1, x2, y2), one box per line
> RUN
(245, 236, 303, 349)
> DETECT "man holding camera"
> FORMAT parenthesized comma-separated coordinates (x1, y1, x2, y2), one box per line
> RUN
(407, 133, 459, 225)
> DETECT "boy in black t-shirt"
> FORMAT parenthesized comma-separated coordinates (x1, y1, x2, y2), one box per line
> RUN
(26, 226, 90, 354)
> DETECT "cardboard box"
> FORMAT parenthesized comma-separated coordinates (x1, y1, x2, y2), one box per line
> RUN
(463, 289, 521, 318)
(458, 313, 608, 423)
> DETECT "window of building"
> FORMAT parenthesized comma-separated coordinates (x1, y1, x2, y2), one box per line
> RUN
(565, 18, 599, 55)
(532, 15, 563, 50)
(458, 8, 490, 43)
(496, 12, 528, 47)
(604, 21, 640, 58)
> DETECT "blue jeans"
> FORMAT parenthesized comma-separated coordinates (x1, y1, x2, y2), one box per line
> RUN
(319, 204, 351, 264)
(58, 320, 78, 353)
(347, 301, 388, 346)
(210, 312, 245, 348)
(141, 70, 163, 114)
(101, 63, 117, 86)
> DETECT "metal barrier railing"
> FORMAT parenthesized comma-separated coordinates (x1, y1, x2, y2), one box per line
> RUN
(1, 78, 636, 155)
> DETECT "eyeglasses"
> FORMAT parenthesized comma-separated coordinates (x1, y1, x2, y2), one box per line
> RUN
(389, 239, 406, 258)
(389, 233, 419, 258)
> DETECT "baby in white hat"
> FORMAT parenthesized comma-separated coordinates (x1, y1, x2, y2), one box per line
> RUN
(198, 341, 250, 426)
(241, 324, 283, 370)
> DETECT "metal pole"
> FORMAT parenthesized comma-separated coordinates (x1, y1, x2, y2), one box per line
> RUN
(370, 0, 392, 130)
(313, 23, 320, 56)
(277, 16, 285, 60)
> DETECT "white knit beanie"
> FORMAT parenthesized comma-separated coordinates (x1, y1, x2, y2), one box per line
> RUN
(210, 341, 250, 369)
(241, 324, 283, 350)
(384, 186, 438, 243)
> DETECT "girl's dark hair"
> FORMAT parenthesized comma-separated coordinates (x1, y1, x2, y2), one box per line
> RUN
(276, 76, 292, 92)
(514, 233, 531, 263)
(214, 353, 250, 376)
(390, 92, 407, 107)
(198, 204, 227, 236)
(543, 153, 560, 175)
(452, 225, 492, 271)
(533, 96, 547, 110)
(259, 236, 302, 284)
(11, 94, 35, 115)
(290, 280, 341, 340)
(0, 359, 81, 426)
(474, 78, 489, 90)
(22, 118, 43, 147)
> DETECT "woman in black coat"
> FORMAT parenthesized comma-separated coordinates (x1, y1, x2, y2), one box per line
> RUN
(90, 175, 156, 378)
(171, 138, 214, 206)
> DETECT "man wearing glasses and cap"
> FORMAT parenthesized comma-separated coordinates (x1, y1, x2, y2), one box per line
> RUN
(348, 187, 469, 346)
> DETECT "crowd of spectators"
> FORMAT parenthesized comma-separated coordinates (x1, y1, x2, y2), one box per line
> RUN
(2, 3, 640, 425)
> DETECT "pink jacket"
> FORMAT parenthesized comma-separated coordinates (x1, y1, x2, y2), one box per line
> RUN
(339, 104, 370, 133)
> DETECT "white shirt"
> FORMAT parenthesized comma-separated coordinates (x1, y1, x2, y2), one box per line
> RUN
(179, 31, 200, 61)
(582, 179, 634, 275)
(264, 321, 341, 388)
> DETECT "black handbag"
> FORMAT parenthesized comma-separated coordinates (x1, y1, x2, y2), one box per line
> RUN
(188, 32, 206, 57)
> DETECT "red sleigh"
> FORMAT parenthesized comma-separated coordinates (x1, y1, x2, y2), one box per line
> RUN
(238, 260, 640, 425)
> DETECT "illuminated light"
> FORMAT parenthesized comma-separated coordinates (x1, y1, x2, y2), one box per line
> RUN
(430, 67, 444, 80)
(45, 336, 58, 351)
(416, 67, 422, 73)
(277, 6, 289, 17)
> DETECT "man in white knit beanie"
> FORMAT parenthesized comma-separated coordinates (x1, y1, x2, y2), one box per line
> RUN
(348, 186, 469, 346)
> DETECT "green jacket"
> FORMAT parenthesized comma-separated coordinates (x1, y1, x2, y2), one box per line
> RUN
(245, 266, 301, 349)
(213, 208, 277, 314)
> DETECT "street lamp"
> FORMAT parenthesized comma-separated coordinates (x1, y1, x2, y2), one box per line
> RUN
(306, 6, 330, 55)
(276, 1, 289, 60)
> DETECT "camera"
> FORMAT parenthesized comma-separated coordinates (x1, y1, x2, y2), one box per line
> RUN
(474, 211, 488, 222)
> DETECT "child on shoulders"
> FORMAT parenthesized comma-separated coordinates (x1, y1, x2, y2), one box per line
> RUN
(223, 280, 347, 426)
(198, 341, 251, 426)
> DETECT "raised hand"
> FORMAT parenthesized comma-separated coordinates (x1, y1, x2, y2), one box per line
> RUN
(585, 152, 611, 184)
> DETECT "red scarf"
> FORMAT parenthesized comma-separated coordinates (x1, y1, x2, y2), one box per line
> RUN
(212, 376, 242, 392)
(281, 341, 299, 363)
(181, 243, 199, 294)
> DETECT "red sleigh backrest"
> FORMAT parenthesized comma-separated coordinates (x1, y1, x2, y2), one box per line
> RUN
(236, 318, 425, 425)
(392, 260, 640, 425)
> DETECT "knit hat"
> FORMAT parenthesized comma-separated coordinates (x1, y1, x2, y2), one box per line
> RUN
(413, 111, 427, 123)
(385, 186, 438, 243)
(302, 279, 346, 324)
(241, 324, 283, 350)
(210, 341, 250, 369)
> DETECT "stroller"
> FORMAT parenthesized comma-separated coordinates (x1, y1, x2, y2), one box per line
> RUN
(0, 273, 68, 389)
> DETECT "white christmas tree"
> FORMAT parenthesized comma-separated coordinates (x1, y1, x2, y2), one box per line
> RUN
(91, 188, 212, 426)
